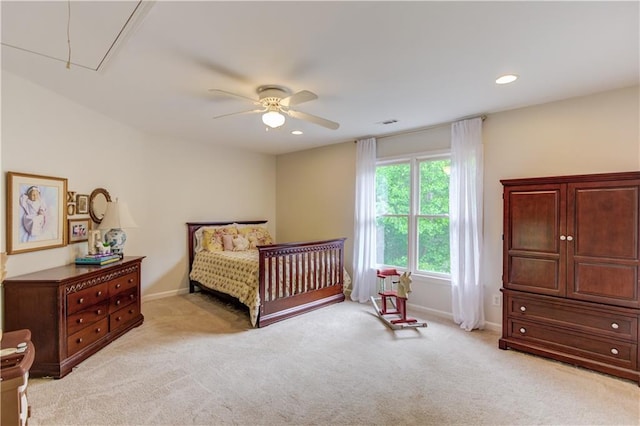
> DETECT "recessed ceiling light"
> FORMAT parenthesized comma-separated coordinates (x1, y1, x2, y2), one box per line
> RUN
(496, 74, 519, 84)
(291, 130, 303, 135)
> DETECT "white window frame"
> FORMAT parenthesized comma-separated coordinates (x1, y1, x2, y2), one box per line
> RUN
(376, 149, 451, 280)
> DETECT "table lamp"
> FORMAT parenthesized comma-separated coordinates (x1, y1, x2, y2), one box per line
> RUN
(98, 199, 137, 258)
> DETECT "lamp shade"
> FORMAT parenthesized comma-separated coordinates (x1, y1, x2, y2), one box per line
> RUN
(262, 110, 285, 128)
(98, 201, 138, 230)
(98, 200, 137, 257)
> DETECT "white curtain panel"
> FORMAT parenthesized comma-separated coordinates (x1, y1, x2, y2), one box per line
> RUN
(450, 118, 485, 331)
(351, 137, 378, 303)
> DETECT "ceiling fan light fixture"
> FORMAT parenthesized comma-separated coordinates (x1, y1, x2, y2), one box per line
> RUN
(262, 110, 285, 128)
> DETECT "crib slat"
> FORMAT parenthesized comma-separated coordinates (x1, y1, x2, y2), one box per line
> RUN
(257, 238, 346, 326)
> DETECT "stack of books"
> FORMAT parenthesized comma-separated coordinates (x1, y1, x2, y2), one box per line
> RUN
(75, 254, 121, 266)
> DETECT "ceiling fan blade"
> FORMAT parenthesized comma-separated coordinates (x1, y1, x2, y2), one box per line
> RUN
(213, 108, 264, 120)
(286, 109, 340, 130)
(280, 90, 318, 107)
(209, 89, 260, 105)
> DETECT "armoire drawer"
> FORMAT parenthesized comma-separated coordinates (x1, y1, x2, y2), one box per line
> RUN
(67, 282, 109, 315)
(110, 304, 140, 332)
(67, 318, 109, 356)
(507, 292, 638, 342)
(109, 272, 138, 296)
(67, 301, 109, 335)
(109, 289, 137, 313)
(508, 319, 637, 370)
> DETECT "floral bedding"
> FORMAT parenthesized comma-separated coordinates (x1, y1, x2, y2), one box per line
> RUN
(189, 249, 352, 327)
(190, 250, 262, 326)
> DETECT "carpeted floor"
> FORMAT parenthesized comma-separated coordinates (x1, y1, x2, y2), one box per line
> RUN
(26, 293, 640, 425)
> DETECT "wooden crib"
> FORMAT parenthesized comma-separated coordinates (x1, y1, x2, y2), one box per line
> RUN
(187, 221, 347, 327)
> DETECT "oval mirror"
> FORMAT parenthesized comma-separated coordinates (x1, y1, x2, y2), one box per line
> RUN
(89, 188, 112, 224)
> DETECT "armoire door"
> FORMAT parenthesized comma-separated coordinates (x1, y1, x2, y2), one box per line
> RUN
(567, 179, 640, 307)
(503, 183, 566, 296)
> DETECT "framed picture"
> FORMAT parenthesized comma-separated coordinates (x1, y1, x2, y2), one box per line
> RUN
(76, 194, 89, 214)
(87, 229, 103, 254)
(6, 172, 68, 254)
(68, 218, 90, 243)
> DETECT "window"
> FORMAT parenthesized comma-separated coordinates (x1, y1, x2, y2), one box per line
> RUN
(376, 155, 450, 277)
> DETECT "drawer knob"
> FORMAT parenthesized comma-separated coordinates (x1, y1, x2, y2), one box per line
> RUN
(117, 316, 122, 321)
(128, 279, 133, 283)
(520, 306, 526, 312)
(77, 337, 83, 344)
(116, 300, 121, 306)
(610, 348, 619, 355)
(96, 328, 101, 333)
(611, 322, 619, 329)
(566, 235, 573, 241)
(129, 294, 135, 300)
(77, 318, 83, 324)
(96, 309, 102, 315)
(116, 283, 121, 289)
(129, 309, 134, 314)
(560, 235, 566, 241)
(97, 291, 102, 297)
(78, 298, 84, 304)
(519, 327, 526, 334)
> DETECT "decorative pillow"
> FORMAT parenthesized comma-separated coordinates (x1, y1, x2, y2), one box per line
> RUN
(195, 226, 220, 252)
(237, 226, 273, 249)
(201, 226, 238, 252)
(232, 235, 250, 251)
(222, 234, 234, 251)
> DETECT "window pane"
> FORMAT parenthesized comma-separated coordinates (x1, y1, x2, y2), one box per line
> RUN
(376, 216, 408, 268)
(376, 163, 410, 215)
(417, 217, 450, 273)
(419, 159, 450, 215)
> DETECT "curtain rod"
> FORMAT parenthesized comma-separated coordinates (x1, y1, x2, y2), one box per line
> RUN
(354, 114, 486, 142)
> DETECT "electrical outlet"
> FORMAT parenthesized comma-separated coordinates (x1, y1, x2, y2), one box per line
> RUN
(492, 295, 501, 306)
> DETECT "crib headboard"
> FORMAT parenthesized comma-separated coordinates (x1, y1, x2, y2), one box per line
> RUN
(186, 220, 268, 270)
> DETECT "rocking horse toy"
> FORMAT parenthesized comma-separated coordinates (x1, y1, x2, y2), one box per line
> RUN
(371, 269, 428, 330)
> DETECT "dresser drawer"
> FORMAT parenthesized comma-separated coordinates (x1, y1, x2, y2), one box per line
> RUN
(109, 289, 137, 314)
(110, 304, 140, 332)
(508, 319, 637, 370)
(67, 317, 109, 356)
(67, 283, 109, 315)
(108, 272, 138, 296)
(67, 301, 109, 335)
(507, 292, 638, 342)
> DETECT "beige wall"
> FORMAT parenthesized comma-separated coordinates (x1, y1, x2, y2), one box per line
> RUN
(1, 72, 277, 305)
(276, 142, 356, 273)
(276, 85, 640, 329)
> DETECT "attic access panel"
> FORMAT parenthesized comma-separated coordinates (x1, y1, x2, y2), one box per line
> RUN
(1, 1, 146, 71)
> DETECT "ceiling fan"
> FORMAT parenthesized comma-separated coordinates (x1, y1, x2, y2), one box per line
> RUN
(209, 85, 340, 130)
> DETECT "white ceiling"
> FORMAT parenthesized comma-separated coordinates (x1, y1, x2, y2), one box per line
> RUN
(2, 1, 639, 155)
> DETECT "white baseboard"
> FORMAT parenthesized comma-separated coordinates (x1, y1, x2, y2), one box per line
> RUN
(407, 302, 501, 333)
(143, 287, 501, 332)
(142, 288, 189, 302)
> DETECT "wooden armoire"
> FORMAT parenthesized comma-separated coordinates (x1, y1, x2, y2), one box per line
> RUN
(499, 171, 640, 385)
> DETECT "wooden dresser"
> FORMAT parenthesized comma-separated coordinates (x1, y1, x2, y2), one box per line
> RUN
(499, 172, 639, 385)
(3, 256, 144, 378)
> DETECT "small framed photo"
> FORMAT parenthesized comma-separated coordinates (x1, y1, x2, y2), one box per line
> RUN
(68, 218, 90, 243)
(76, 194, 89, 214)
(7, 172, 67, 254)
(87, 230, 102, 254)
